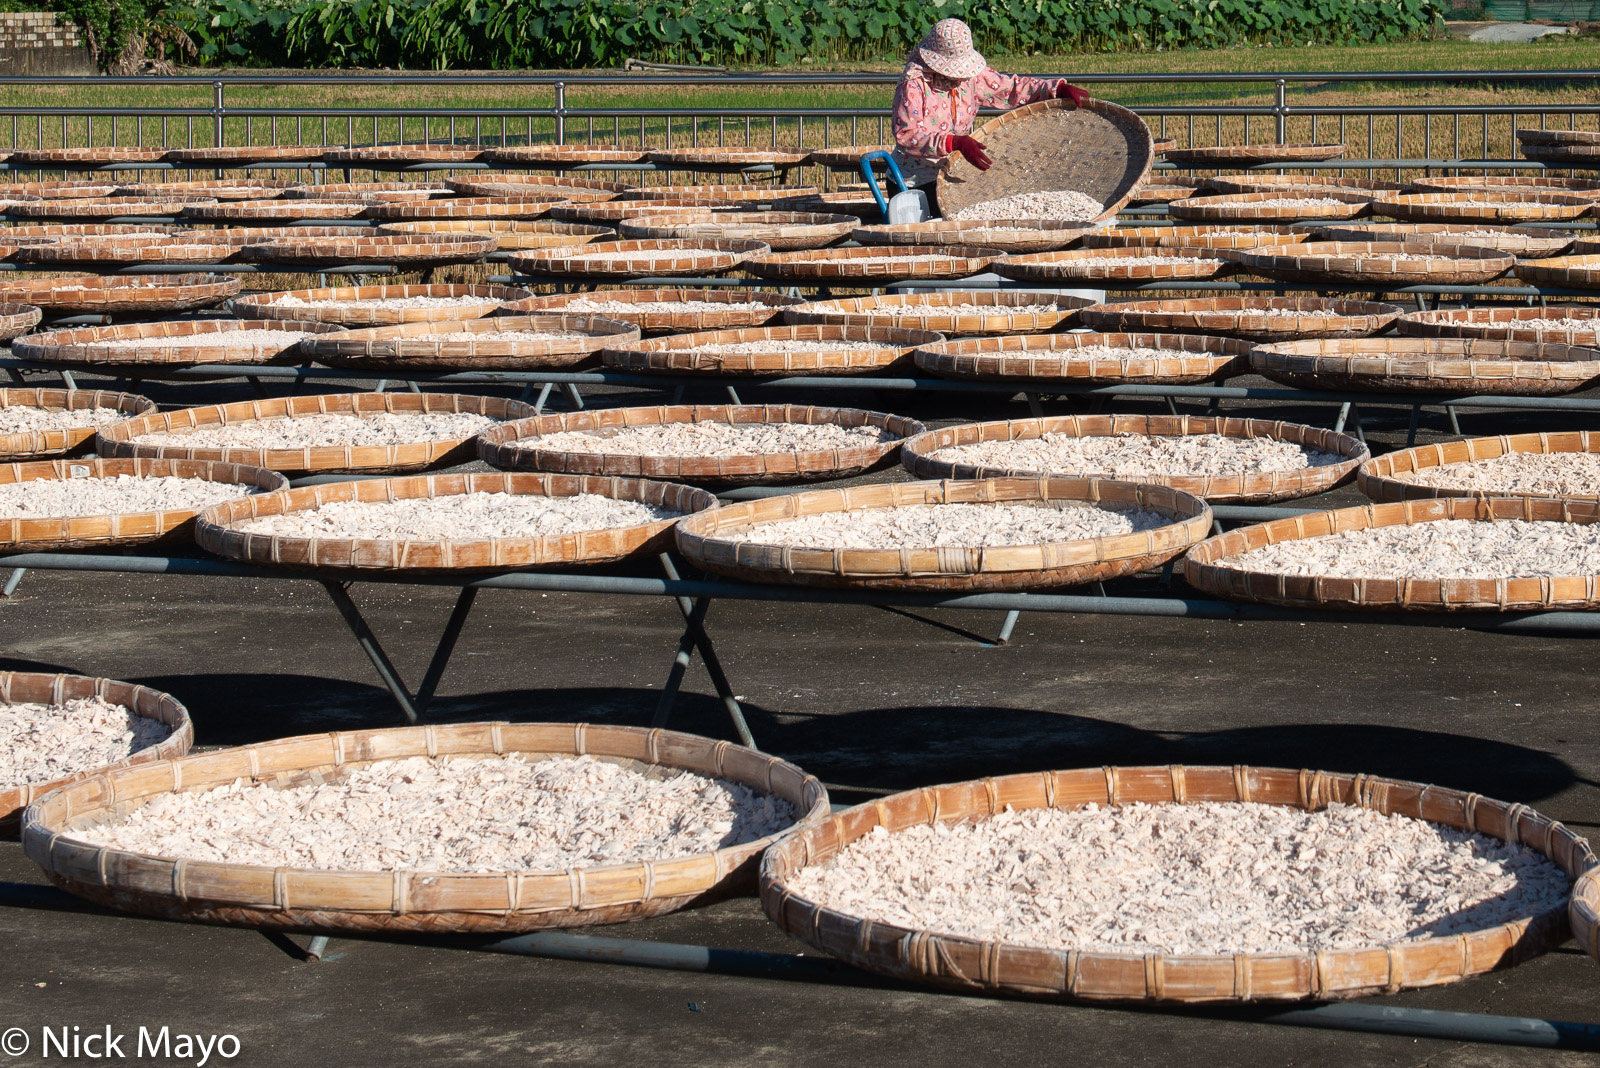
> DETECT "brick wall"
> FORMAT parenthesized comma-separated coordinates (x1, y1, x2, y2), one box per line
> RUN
(0, 12, 95, 74)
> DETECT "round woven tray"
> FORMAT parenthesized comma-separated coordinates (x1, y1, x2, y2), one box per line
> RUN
(914, 332, 1250, 386)
(1521, 144, 1600, 166)
(0, 457, 286, 552)
(198, 471, 714, 572)
(479, 404, 922, 487)
(11, 197, 216, 219)
(0, 303, 41, 340)
(743, 245, 999, 283)
(0, 387, 156, 461)
(624, 184, 819, 204)
(164, 144, 334, 165)
(808, 146, 892, 170)
(1169, 191, 1374, 223)
(239, 232, 495, 267)
(22, 722, 828, 933)
(180, 199, 369, 222)
(283, 182, 447, 200)
(937, 98, 1153, 225)
(1235, 240, 1514, 285)
(485, 145, 650, 167)
(1128, 177, 1206, 206)
(97, 392, 535, 475)
(9, 147, 170, 165)
(1250, 336, 1600, 395)
(1396, 306, 1600, 344)
(1206, 174, 1406, 196)
(115, 179, 305, 201)
(376, 219, 613, 250)
(1080, 296, 1400, 342)
(774, 191, 881, 219)
(619, 211, 855, 252)
(503, 288, 804, 333)
(364, 196, 569, 221)
(0, 181, 119, 199)
(1359, 431, 1600, 504)
(851, 218, 1089, 255)
(1375, 192, 1594, 224)
(0, 222, 181, 245)
(231, 283, 533, 327)
(646, 148, 811, 170)
(1083, 224, 1308, 251)
(1518, 129, 1600, 147)
(602, 323, 939, 376)
(676, 477, 1211, 591)
(172, 225, 371, 247)
(14, 238, 233, 266)
(1163, 143, 1345, 167)
(14, 319, 339, 368)
(0, 671, 192, 832)
(783, 291, 1091, 337)
(996, 246, 1234, 283)
(761, 763, 1591, 1002)
(902, 414, 1367, 504)
(0, 273, 240, 314)
(323, 145, 485, 168)
(1185, 495, 1600, 611)
(1513, 254, 1600, 290)
(308, 314, 639, 371)
(444, 174, 625, 199)
(550, 198, 742, 224)
(1407, 175, 1600, 199)
(511, 237, 768, 279)
(1311, 222, 1577, 259)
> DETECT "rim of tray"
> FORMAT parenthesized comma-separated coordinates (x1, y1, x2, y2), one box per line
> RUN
(743, 244, 1002, 281)
(1395, 306, 1600, 344)
(1359, 430, 1600, 503)
(485, 146, 651, 166)
(1374, 192, 1595, 223)
(0, 387, 156, 460)
(239, 233, 497, 266)
(1163, 144, 1345, 165)
(617, 212, 856, 251)
(1311, 223, 1577, 258)
(1513, 254, 1600, 289)
(510, 238, 770, 278)
(851, 218, 1091, 254)
(1083, 224, 1309, 250)
(0, 273, 241, 312)
(1168, 191, 1374, 222)
(306, 313, 639, 371)
(501, 287, 805, 331)
(1249, 336, 1600, 396)
(914, 331, 1252, 386)
(375, 219, 613, 250)
(1077, 297, 1402, 341)
(231, 284, 534, 326)
(12, 318, 341, 367)
(996, 246, 1235, 282)
(783, 291, 1092, 337)
(1234, 240, 1514, 284)
(600, 323, 942, 376)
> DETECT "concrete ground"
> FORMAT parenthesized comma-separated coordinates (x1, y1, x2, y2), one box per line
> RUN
(2, 374, 1600, 1066)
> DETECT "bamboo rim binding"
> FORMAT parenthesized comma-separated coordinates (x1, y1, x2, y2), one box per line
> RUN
(1250, 336, 1600, 396)
(914, 332, 1251, 386)
(0, 274, 240, 314)
(601, 324, 941, 376)
(1395, 307, 1600, 345)
(783, 291, 1092, 337)
(504, 288, 805, 333)
(1358, 431, 1600, 504)
(305, 314, 640, 371)
(1078, 297, 1402, 342)
(0, 388, 157, 461)
(12, 319, 342, 368)
(230, 284, 536, 327)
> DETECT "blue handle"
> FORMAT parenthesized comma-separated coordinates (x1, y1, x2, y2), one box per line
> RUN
(859, 151, 908, 222)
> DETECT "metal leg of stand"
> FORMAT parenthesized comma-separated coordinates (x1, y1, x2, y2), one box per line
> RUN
(652, 597, 711, 729)
(305, 935, 332, 962)
(412, 587, 479, 715)
(320, 581, 420, 724)
(562, 383, 585, 410)
(1446, 403, 1462, 437)
(1164, 396, 1180, 416)
(670, 385, 685, 403)
(5, 368, 24, 385)
(1348, 404, 1367, 445)
(1333, 401, 1351, 434)
(725, 385, 742, 405)
(1025, 392, 1044, 418)
(656, 554, 756, 748)
(2, 568, 23, 598)
(374, 379, 389, 394)
(995, 609, 1021, 645)
(532, 382, 553, 413)
(1406, 404, 1422, 448)
(246, 376, 268, 398)
(60, 370, 77, 390)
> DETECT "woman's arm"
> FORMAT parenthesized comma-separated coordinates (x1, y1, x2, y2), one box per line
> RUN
(971, 69, 1057, 109)
(891, 70, 953, 159)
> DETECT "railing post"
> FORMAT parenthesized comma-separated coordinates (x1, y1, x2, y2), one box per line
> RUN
(212, 81, 225, 148)
(554, 81, 565, 146)
(1274, 78, 1287, 145)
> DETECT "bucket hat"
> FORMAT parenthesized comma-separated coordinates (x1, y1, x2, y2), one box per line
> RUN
(916, 19, 986, 81)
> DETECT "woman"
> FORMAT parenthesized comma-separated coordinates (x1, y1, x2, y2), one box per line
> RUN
(891, 18, 1090, 202)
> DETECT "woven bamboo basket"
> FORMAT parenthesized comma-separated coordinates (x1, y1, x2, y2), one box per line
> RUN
(1169, 191, 1374, 223)
(761, 764, 1592, 1002)
(1163, 143, 1346, 166)
(1312, 222, 1577, 259)
(0, 181, 119, 199)
(1375, 192, 1594, 224)
(851, 218, 1089, 255)
(503, 288, 804, 333)
(0, 303, 41, 340)
(113, 179, 305, 201)
(938, 98, 1152, 225)
(0, 457, 286, 552)
(624, 184, 819, 204)
(198, 472, 715, 572)
(0, 671, 192, 833)
(0, 223, 181, 245)
(231, 284, 533, 327)
(1079, 297, 1401, 342)
(1513, 255, 1600, 290)
(444, 174, 626, 198)
(602, 323, 939, 376)
(14, 319, 340, 368)
(97, 392, 535, 475)
(479, 404, 922, 487)
(510, 238, 768, 279)
(174, 225, 376, 249)
(1152, 138, 1177, 154)
(1083, 224, 1309, 252)
(363, 196, 569, 222)
(1397, 306, 1600, 345)
(239, 232, 495, 267)
(0, 273, 240, 314)
(14, 238, 234, 266)
(485, 145, 650, 167)
(376, 219, 613, 251)
(1127, 177, 1205, 206)
(180, 199, 369, 222)
(164, 145, 334, 165)
(1186, 496, 1600, 610)
(283, 182, 448, 200)
(308, 314, 639, 371)
(646, 148, 811, 170)
(619, 212, 856, 252)
(11, 197, 216, 220)
(1572, 240, 1600, 256)
(902, 414, 1367, 504)
(743, 245, 1000, 283)
(1206, 174, 1406, 196)
(808, 146, 892, 170)
(550, 199, 742, 224)
(783, 291, 1091, 337)
(1407, 175, 1600, 199)
(1521, 144, 1600, 166)
(915, 332, 1250, 386)
(22, 722, 829, 933)
(1250, 336, 1600, 396)
(323, 145, 485, 168)
(1518, 129, 1600, 147)
(1359, 431, 1600, 504)
(1236, 241, 1514, 285)
(676, 477, 1211, 591)
(8, 147, 170, 166)
(996, 247, 1234, 283)
(774, 191, 881, 219)
(0, 387, 156, 461)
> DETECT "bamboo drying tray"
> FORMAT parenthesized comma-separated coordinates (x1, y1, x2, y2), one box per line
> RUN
(774, 191, 881, 219)
(1128, 177, 1204, 205)
(198, 472, 715, 572)
(1235, 241, 1514, 285)
(479, 404, 922, 487)
(14, 237, 234, 266)
(113, 179, 305, 201)
(97, 392, 535, 475)
(376, 219, 612, 250)
(619, 212, 856, 252)
(676, 477, 1210, 591)
(8, 147, 170, 165)
(0, 457, 286, 552)
(0, 273, 240, 314)
(0, 387, 156, 461)
(1407, 175, 1600, 198)
(14, 319, 339, 368)
(1374, 192, 1594, 224)
(1168, 191, 1374, 223)
(902, 414, 1367, 504)
(624, 184, 819, 204)
(0, 181, 119, 199)
(10, 197, 216, 219)
(996, 247, 1234, 283)
(1522, 145, 1600, 166)
(323, 145, 485, 168)
(783, 291, 1091, 337)
(1518, 129, 1600, 147)
(761, 764, 1591, 1002)
(1359, 431, 1600, 503)
(1152, 138, 1177, 154)
(164, 145, 334, 165)
(1312, 222, 1577, 258)
(503, 288, 804, 333)
(283, 182, 448, 200)
(231, 283, 533, 327)
(808, 146, 891, 169)
(1206, 174, 1406, 196)
(915, 332, 1250, 386)
(550, 199, 742, 224)
(510, 238, 768, 279)
(0, 223, 181, 245)
(307, 314, 639, 371)
(601, 324, 939, 376)
(239, 232, 495, 267)
(175, 225, 376, 249)
(485, 145, 650, 167)
(1186, 496, 1600, 610)
(363, 196, 569, 221)
(1079, 297, 1401, 342)
(0, 671, 192, 833)
(1514, 255, 1600, 290)
(851, 218, 1089, 255)
(22, 722, 828, 932)
(743, 245, 1000, 283)
(646, 148, 811, 170)
(937, 98, 1152, 225)
(1163, 143, 1346, 166)
(1250, 337, 1600, 395)
(444, 174, 626, 199)
(0, 303, 41, 340)
(179, 199, 369, 222)
(1083, 224, 1308, 251)
(1397, 306, 1600, 344)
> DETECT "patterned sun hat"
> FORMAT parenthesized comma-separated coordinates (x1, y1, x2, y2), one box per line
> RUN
(915, 19, 986, 81)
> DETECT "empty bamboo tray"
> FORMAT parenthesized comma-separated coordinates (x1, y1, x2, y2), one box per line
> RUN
(13, 319, 340, 368)
(914, 332, 1251, 386)
(307, 314, 639, 371)
(1513, 255, 1600, 290)
(808, 146, 891, 169)
(22, 722, 828, 932)
(618, 212, 855, 252)
(0, 303, 41, 340)
(96, 393, 535, 475)
(376, 219, 613, 250)
(760, 764, 1590, 1002)
(1234, 241, 1514, 285)
(1311, 223, 1577, 259)
(0, 387, 156, 460)
(231, 284, 533, 327)
(1163, 144, 1345, 167)
(602, 324, 939, 376)
(1358, 431, 1600, 504)
(239, 232, 496, 267)
(1374, 192, 1594, 224)
(675, 477, 1211, 591)
(851, 219, 1090, 255)
(9, 147, 170, 166)
(1397, 307, 1600, 344)
(504, 288, 804, 333)
(901, 414, 1367, 504)
(743, 245, 1001, 283)
(486, 145, 650, 167)
(1251, 336, 1600, 395)
(165, 145, 333, 165)
(478, 404, 923, 487)
(646, 148, 811, 170)
(510, 238, 768, 279)
(444, 174, 626, 200)
(783, 291, 1091, 337)
(1407, 175, 1600, 198)
(1078, 297, 1401, 342)
(0, 273, 240, 314)
(1522, 144, 1600, 166)
(323, 145, 485, 168)
(1168, 191, 1374, 223)
(996, 247, 1234, 283)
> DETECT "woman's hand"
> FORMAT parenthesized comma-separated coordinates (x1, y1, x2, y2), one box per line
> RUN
(947, 134, 992, 170)
(1055, 82, 1091, 107)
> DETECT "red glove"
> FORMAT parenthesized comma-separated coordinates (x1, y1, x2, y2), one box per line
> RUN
(1056, 82, 1091, 107)
(947, 134, 991, 171)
